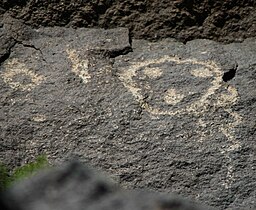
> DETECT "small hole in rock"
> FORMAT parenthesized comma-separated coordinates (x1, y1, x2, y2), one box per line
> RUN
(222, 68, 236, 82)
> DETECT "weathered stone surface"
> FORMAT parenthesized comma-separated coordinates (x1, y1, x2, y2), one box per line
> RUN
(0, 24, 255, 209)
(0, 28, 15, 63)
(1, 0, 255, 43)
(1, 162, 213, 210)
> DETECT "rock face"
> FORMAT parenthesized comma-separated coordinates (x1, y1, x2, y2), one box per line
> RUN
(0, 18, 256, 209)
(1, 162, 214, 210)
(0, 0, 255, 43)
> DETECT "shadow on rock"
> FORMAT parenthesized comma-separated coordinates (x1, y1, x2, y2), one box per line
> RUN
(0, 161, 214, 210)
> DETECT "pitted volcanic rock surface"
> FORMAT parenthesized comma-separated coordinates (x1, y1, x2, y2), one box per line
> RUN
(0, 16, 255, 210)
(0, 0, 255, 43)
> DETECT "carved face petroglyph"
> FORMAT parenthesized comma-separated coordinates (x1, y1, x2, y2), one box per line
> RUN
(117, 55, 238, 117)
(117, 55, 242, 188)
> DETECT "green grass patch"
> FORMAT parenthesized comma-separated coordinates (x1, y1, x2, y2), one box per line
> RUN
(0, 155, 49, 191)
(0, 163, 10, 192)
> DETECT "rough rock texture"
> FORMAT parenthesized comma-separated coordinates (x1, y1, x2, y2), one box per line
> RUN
(1, 162, 213, 210)
(0, 20, 256, 209)
(0, 0, 255, 43)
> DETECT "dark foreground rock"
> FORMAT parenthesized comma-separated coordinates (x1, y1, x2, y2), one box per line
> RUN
(0, 162, 214, 210)
(0, 1, 255, 43)
(0, 20, 255, 209)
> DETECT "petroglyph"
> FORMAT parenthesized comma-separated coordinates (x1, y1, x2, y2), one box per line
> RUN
(1, 58, 44, 91)
(118, 55, 225, 116)
(117, 55, 242, 188)
(164, 88, 185, 105)
(190, 67, 213, 78)
(143, 67, 163, 79)
(66, 49, 91, 84)
(32, 114, 47, 122)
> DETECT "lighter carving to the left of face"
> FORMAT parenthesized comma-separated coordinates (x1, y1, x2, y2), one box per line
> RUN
(1, 58, 44, 91)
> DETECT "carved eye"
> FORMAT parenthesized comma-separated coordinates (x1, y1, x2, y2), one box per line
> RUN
(143, 67, 163, 79)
